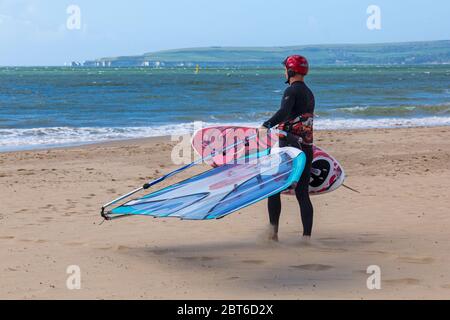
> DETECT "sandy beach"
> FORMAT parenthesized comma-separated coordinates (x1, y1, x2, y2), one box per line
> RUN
(1, 126, 450, 299)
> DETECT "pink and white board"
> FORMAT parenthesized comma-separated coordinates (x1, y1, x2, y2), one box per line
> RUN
(191, 126, 345, 196)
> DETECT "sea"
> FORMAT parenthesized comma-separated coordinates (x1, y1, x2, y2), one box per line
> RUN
(0, 65, 449, 151)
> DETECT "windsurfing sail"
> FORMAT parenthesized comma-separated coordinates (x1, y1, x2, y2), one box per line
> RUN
(102, 147, 306, 220)
(191, 125, 345, 196)
(191, 126, 280, 168)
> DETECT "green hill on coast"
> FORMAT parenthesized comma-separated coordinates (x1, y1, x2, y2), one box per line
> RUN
(82, 40, 450, 67)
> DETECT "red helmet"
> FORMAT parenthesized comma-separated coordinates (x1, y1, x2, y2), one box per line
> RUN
(283, 55, 309, 76)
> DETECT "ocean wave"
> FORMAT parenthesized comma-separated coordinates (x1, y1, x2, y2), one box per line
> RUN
(335, 103, 450, 117)
(315, 116, 450, 129)
(0, 125, 195, 151)
(1, 117, 450, 151)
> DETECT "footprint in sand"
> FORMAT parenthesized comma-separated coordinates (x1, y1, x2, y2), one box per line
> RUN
(396, 256, 434, 264)
(150, 249, 171, 255)
(178, 256, 218, 262)
(441, 284, 450, 289)
(384, 278, 420, 286)
(290, 264, 334, 271)
(318, 237, 339, 241)
(241, 260, 265, 265)
(359, 233, 379, 237)
(65, 205, 76, 210)
(0, 236, 15, 240)
(114, 245, 131, 251)
(38, 217, 53, 223)
(95, 246, 114, 250)
(39, 205, 54, 210)
(366, 250, 391, 256)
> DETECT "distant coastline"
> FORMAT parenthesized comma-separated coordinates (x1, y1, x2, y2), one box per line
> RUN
(75, 40, 450, 68)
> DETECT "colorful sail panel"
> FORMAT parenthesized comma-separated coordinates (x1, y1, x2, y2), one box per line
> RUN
(191, 126, 345, 195)
(107, 147, 306, 220)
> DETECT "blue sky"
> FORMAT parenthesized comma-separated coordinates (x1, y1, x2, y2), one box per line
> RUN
(0, 0, 449, 66)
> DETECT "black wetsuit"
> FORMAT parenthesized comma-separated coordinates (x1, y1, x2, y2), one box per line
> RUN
(262, 81, 315, 236)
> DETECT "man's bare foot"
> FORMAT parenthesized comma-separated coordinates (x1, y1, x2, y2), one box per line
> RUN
(269, 225, 279, 242)
(300, 235, 311, 245)
(270, 233, 279, 242)
(257, 225, 279, 243)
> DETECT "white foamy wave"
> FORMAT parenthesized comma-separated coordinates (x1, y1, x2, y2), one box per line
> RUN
(1, 117, 450, 151)
(0, 124, 196, 151)
(214, 117, 450, 130)
(315, 116, 450, 130)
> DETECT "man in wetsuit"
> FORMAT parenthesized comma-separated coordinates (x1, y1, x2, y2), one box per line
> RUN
(260, 55, 315, 242)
